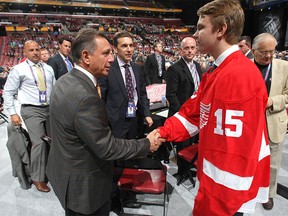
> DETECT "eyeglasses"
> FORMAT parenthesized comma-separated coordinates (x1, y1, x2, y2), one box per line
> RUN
(256, 49, 275, 56)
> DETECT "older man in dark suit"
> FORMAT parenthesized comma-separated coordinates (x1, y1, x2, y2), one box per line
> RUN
(46, 28, 161, 216)
(48, 37, 74, 80)
(166, 37, 202, 178)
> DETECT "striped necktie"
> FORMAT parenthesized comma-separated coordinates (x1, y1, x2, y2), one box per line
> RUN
(34, 64, 46, 91)
(65, 58, 73, 72)
(189, 63, 200, 91)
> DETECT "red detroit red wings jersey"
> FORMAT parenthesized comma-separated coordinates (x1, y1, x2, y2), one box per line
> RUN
(159, 50, 270, 215)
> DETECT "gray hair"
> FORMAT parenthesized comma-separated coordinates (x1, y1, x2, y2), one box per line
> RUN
(252, 33, 277, 50)
(71, 28, 108, 64)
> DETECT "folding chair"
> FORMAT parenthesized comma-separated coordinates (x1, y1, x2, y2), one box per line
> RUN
(176, 143, 198, 187)
(0, 90, 9, 124)
(117, 158, 169, 216)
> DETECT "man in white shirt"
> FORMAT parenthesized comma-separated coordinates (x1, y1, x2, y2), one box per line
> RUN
(4, 40, 55, 192)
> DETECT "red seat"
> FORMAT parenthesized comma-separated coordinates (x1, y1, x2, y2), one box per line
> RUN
(117, 158, 168, 216)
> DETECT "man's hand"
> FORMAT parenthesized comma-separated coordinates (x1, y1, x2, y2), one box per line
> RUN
(147, 129, 161, 152)
(145, 116, 153, 127)
(11, 114, 22, 126)
(267, 97, 273, 108)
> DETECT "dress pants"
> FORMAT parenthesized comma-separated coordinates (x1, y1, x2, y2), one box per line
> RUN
(20, 105, 49, 182)
(269, 139, 285, 198)
(65, 200, 110, 216)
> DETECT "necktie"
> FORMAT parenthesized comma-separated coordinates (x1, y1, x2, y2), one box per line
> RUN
(34, 64, 46, 91)
(65, 58, 73, 72)
(190, 63, 200, 91)
(210, 64, 217, 73)
(123, 64, 134, 101)
(156, 55, 162, 77)
(96, 83, 101, 98)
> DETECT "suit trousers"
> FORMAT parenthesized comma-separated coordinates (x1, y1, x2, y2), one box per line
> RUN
(65, 200, 110, 216)
(269, 139, 285, 198)
(20, 105, 49, 182)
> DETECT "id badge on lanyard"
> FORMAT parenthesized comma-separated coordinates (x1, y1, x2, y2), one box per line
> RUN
(126, 101, 136, 118)
(39, 91, 47, 103)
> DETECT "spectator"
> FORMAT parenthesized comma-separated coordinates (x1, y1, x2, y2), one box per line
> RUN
(166, 37, 203, 179)
(40, 48, 50, 64)
(48, 37, 74, 80)
(238, 36, 254, 59)
(144, 41, 166, 85)
(98, 31, 153, 214)
(157, 0, 270, 215)
(3, 40, 55, 193)
(252, 32, 288, 210)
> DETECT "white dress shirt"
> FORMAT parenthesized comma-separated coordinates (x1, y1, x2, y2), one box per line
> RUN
(3, 59, 55, 115)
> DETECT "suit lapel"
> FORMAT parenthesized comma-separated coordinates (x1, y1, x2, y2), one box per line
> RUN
(70, 69, 95, 93)
(181, 59, 194, 84)
(111, 61, 128, 99)
(270, 59, 282, 96)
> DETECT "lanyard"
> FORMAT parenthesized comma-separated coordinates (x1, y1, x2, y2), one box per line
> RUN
(264, 63, 271, 82)
(26, 60, 47, 90)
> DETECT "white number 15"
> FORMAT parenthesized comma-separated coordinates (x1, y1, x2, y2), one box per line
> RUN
(214, 109, 244, 137)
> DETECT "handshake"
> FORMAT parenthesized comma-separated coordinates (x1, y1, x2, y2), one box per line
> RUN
(147, 129, 166, 152)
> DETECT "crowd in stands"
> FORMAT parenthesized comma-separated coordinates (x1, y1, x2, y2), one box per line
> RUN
(0, 14, 288, 86)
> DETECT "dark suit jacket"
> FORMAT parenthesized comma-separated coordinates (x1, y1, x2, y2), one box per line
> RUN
(246, 50, 254, 59)
(98, 59, 151, 138)
(166, 58, 202, 117)
(46, 69, 150, 214)
(144, 53, 166, 85)
(47, 53, 74, 80)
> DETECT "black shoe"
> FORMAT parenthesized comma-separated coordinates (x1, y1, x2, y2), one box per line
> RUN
(111, 197, 123, 215)
(262, 198, 274, 210)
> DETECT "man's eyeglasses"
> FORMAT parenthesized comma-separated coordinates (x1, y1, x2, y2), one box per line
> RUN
(256, 49, 275, 56)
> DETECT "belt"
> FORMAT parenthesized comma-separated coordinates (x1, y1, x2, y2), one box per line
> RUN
(21, 104, 49, 108)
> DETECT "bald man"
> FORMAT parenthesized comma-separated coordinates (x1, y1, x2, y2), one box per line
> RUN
(165, 37, 202, 178)
(4, 40, 55, 192)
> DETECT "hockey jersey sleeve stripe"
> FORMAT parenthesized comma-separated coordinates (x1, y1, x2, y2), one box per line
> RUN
(258, 131, 270, 161)
(174, 112, 199, 137)
(203, 158, 253, 191)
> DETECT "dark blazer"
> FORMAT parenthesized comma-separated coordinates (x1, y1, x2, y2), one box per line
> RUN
(144, 53, 166, 85)
(47, 53, 74, 80)
(98, 59, 151, 138)
(246, 50, 254, 59)
(166, 58, 202, 117)
(46, 69, 150, 214)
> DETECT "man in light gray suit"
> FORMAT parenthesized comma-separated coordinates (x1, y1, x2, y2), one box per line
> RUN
(252, 32, 288, 210)
(46, 28, 161, 216)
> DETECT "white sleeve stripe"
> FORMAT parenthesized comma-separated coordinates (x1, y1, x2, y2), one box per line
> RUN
(203, 158, 253, 191)
(258, 131, 270, 161)
(174, 112, 199, 137)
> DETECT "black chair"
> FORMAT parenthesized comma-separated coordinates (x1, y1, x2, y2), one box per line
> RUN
(0, 89, 9, 124)
(117, 158, 169, 216)
(176, 143, 198, 187)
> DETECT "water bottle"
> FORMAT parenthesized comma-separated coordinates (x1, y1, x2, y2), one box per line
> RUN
(161, 95, 167, 106)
